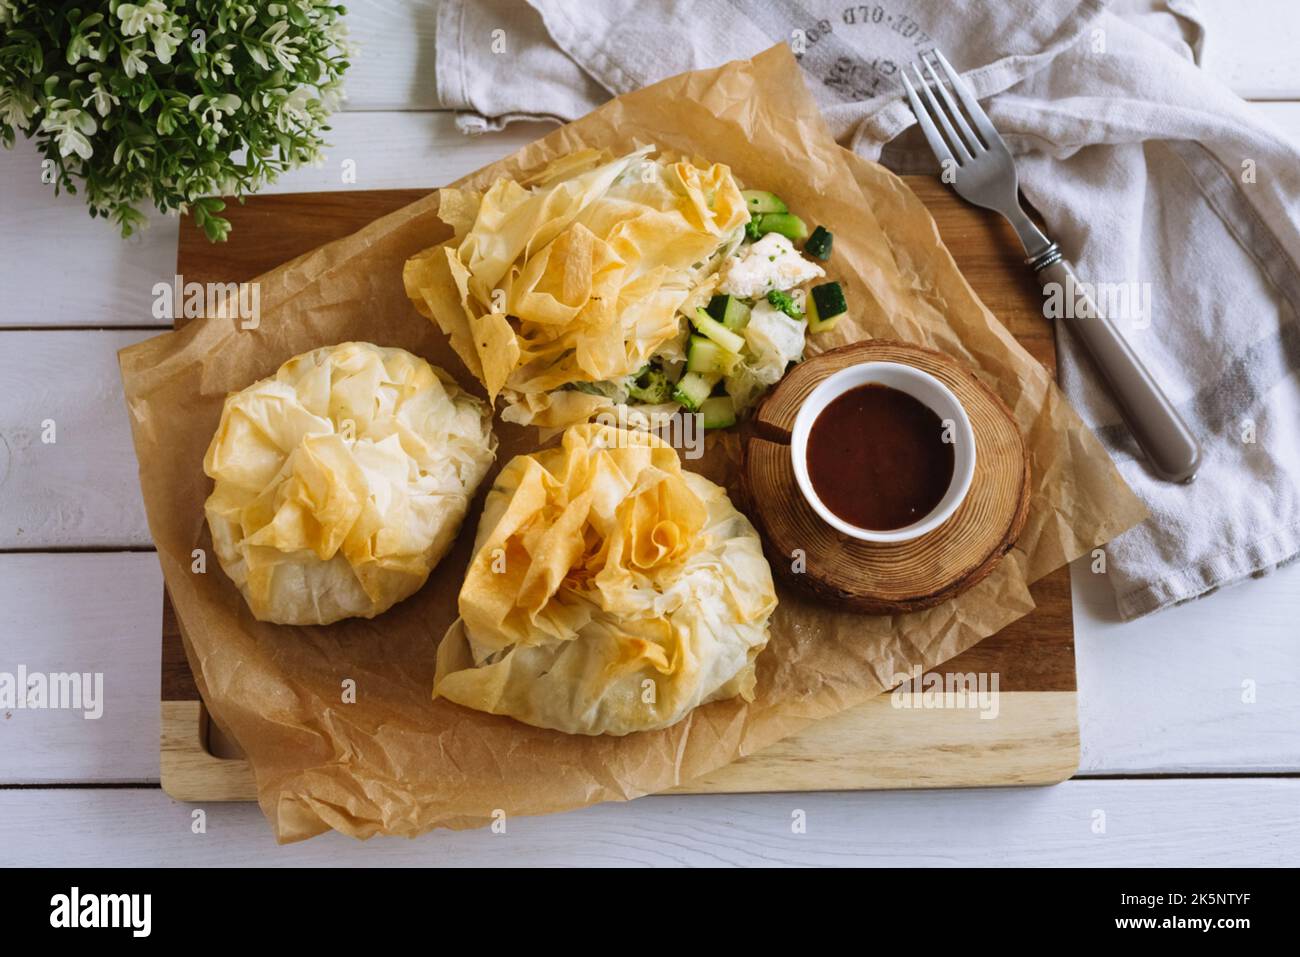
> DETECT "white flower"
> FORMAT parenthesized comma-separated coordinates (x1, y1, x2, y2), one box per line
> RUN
(318, 83, 344, 113)
(81, 73, 120, 118)
(115, 1, 167, 37)
(66, 31, 95, 65)
(121, 38, 149, 78)
(40, 100, 97, 161)
(151, 25, 182, 65)
(326, 19, 354, 58)
(205, 43, 236, 78)
(275, 85, 313, 131)
(261, 20, 304, 71)
(187, 93, 242, 137)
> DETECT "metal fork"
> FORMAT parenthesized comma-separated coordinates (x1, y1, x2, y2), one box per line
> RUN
(903, 49, 1200, 483)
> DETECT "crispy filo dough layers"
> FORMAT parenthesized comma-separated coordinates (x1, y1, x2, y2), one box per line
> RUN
(436, 423, 777, 735)
(404, 146, 748, 427)
(203, 342, 496, 624)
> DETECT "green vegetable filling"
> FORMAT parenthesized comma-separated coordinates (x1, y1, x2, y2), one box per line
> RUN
(804, 226, 833, 261)
(627, 363, 673, 403)
(766, 289, 804, 320)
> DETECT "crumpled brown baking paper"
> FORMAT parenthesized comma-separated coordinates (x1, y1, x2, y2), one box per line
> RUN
(119, 45, 1146, 843)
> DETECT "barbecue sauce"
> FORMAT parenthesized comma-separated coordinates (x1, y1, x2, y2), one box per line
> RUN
(806, 384, 955, 531)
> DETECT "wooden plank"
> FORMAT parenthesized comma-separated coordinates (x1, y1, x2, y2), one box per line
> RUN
(334, 0, 1300, 110)
(907, 177, 1056, 369)
(175, 190, 421, 293)
(1250, 101, 1300, 147)
(2, 780, 1296, 865)
(3, 550, 1289, 787)
(0, 135, 180, 329)
(162, 691, 1079, 803)
(6, 100, 1299, 330)
(1073, 555, 1300, 775)
(0, 553, 162, 783)
(246, 112, 553, 194)
(1199, 0, 1300, 99)
(334, 0, 441, 111)
(0, 331, 153, 548)
(165, 559, 1076, 798)
(0, 113, 549, 329)
(691, 692, 1077, 791)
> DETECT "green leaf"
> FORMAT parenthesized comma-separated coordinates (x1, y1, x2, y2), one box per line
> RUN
(202, 214, 232, 243)
(2, 1, 352, 242)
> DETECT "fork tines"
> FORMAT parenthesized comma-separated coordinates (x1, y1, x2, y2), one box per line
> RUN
(901, 49, 1000, 165)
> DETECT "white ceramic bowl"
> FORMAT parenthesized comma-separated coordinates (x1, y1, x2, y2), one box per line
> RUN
(790, 361, 976, 543)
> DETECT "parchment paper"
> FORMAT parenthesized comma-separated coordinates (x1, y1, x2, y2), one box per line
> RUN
(119, 46, 1146, 843)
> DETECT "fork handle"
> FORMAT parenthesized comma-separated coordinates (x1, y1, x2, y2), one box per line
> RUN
(1037, 259, 1201, 483)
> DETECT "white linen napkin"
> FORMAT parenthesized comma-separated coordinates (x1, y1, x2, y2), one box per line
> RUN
(435, 0, 1300, 620)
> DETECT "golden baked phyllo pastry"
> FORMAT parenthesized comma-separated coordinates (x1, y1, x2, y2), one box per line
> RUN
(434, 422, 777, 735)
(403, 145, 754, 428)
(203, 342, 496, 625)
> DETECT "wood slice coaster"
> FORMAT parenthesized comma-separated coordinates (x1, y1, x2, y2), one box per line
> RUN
(744, 339, 1031, 613)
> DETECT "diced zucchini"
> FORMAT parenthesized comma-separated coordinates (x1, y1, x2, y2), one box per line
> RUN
(687, 335, 740, 376)
(754, 212, 808, 241)
(699, 395, 736, 430)
(804, 225, 833, 261)
(810, 281, 846, 317)
(807, 281, 848, 333)
(672, 371, 719, 412)
(705, 293, 752, 331)
(691, 307, 746, 355)
(741, 190, 788, 215)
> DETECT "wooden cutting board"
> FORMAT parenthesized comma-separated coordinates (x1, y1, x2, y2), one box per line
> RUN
(160, 180, 1078, 801)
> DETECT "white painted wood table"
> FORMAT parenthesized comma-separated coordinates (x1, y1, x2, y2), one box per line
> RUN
(2, 1, 1298, 866)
